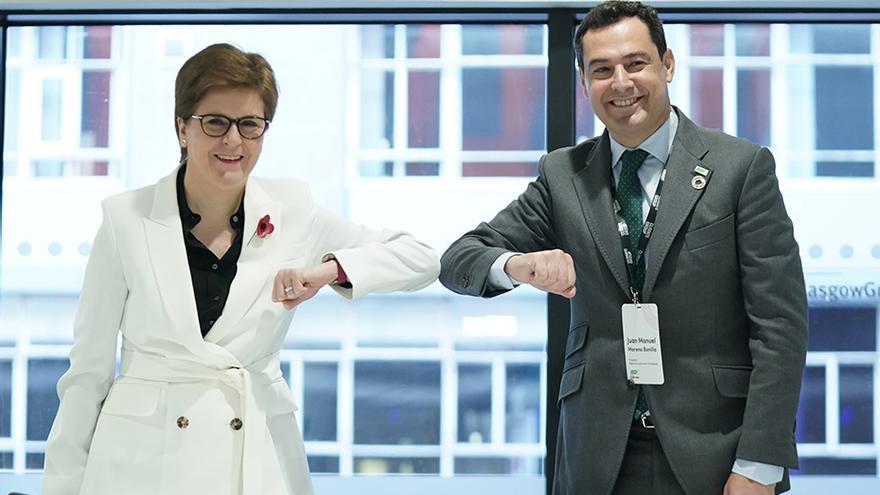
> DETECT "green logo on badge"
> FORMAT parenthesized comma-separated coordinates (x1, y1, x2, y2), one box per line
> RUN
(631, 369, 639, 376)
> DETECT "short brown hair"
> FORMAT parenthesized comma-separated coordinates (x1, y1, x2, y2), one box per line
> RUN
(574, 1, 667, 71)
(174, 43, 279, 162)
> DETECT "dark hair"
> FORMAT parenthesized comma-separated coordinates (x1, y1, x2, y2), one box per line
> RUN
(174, 43, 279, 162)
(574, 1, 667, 70)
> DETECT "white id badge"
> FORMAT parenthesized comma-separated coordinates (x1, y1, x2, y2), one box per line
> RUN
(622, 303, 664, 385)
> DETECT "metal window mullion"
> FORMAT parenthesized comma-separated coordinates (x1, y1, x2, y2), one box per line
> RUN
(456, 351, 543, 364)
(457, 54, 546, 67)
(25, 146, 120, 159)
(798, 442, 877, 458)
(786, 53, 875, 65)
(770, 23, 789, 176)
(810, 150, 876, 161)
(64, 25, 77, 60)
(351, 347, 443, 361)
(338, 336, 355, 476)
(67, 58, 116, 71)
(62, 62, 82, 174)
(304, 441, 339, 456)
(439, 333, 456, 477)
(453, 441, 544, 456)
(11, 321, 30, 472)
(826, 355, 840, 451)
(490, 357, 505, 445)
(107, 25, 127, 181)
(722, 24, 737, 137)
(686, 56, 773, 69)
(872, 24, 880, 181)
(358, 148, 445, 161)
(393, 24, 408, 177)
(18, 62, 44, 178)
(458, 150, 544, 161)
(61, 64, 83, 175)
(351, 444, 441, 457)
(875, 308, 880, 474)
(670, 25, 693, 117)
(809, 351, 878, 365)
(784, 24, 817, 177)
(538, 351, 548, 449)
(346, 26, 363, 185)
(22, 26, 37, 61)
(440, 24, 462, 181)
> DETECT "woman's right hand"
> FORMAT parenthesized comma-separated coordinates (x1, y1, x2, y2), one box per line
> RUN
(272, 261, 338, 310)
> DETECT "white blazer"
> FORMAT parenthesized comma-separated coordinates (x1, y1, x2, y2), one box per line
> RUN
(42, 167, 440, 495)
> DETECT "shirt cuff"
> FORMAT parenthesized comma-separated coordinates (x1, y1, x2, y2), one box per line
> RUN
(488, 252, 521, 290)
(732, 458, 784, 485)
(323, 254, 352, 289)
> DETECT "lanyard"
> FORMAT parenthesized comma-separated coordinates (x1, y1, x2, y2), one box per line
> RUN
(611, 165, 667, 304)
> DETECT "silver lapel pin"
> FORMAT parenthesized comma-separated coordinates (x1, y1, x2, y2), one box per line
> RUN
(691, 164, 709, 190)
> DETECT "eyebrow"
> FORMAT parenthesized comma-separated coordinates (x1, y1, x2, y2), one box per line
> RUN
(588, 51, 653, 67)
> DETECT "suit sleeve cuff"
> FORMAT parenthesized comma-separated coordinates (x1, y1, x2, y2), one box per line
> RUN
(322, 253, 352, 289)
(488, 252, 521, 290)
(732, 458, 784, 485)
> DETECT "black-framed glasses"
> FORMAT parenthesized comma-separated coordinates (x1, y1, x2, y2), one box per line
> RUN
(189, 114, 270, 139)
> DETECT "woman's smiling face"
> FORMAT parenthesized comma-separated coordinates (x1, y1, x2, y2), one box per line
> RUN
(177, 86, 267, 193)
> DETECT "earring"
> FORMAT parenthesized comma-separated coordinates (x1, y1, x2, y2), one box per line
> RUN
(181, 138, 187, 146)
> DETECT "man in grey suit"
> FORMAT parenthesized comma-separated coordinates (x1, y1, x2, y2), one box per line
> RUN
(439, 2, 807, 494)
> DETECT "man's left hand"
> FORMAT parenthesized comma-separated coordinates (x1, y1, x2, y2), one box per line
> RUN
(723, 472, 774, 495)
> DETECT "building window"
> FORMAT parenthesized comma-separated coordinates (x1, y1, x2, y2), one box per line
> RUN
(355, 24, 548, 179)
(4, 26, 121, 180)
(1, 23, 548, 486)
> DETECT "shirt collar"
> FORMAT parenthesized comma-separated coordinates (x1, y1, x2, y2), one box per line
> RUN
(609, 108, 678, 166)
(176, 164, 245, 232)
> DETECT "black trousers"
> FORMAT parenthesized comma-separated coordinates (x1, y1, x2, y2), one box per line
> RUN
(611, 422, 687, 495)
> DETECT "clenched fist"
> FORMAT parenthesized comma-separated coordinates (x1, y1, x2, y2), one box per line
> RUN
(272, 260, 339, 310)
(505, 249, 576, 298)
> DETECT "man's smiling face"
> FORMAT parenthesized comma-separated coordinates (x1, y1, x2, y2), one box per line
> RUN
(579, 16, 675, 147)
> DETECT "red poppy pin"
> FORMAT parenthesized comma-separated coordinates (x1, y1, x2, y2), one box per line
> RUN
(256, 214, 275, 238)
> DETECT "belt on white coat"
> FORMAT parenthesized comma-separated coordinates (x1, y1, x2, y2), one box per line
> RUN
(118, 348, 284, 492)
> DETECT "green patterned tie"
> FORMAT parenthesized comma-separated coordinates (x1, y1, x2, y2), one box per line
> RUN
(618, 149, 648, 291)
(618, 149, 651, 420)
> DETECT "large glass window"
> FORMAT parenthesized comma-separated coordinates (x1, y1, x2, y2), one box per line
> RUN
(5, 26, 118, 179)
(578, 23, 878, 180)
(1, 22, 548, 489)
(357, 25, 547, 179)
(577, 20, 880, 485)
(2, 10, 880, 495)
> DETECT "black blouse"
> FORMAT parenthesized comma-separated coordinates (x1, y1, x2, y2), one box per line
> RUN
(176, 165, 245, 337)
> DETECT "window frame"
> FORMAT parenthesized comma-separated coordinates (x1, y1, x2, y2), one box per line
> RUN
(2, 3, 880, 494)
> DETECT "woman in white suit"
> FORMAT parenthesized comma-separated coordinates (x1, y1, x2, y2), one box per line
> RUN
(41, 43, 440, 495)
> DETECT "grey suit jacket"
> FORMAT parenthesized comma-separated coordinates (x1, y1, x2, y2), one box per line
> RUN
(439, 109, 808, 495)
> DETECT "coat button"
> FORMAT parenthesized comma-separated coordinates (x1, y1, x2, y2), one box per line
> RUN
(177, 416, 189, 429)
(230, 418, 243, 430)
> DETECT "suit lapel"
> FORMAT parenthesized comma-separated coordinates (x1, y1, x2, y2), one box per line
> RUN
(572, 133, 631, 297)
(641, 111, 711, 301)
(205, 177, 281, 344)
(143, 167, 204, 350)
